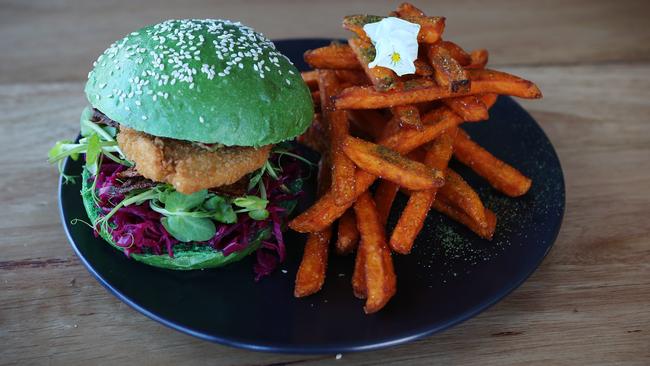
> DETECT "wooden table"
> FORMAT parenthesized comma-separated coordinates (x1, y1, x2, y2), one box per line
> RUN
(2, 1, 649, 364)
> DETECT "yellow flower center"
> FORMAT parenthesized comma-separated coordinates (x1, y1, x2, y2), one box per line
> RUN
(390, 51, 401, 64)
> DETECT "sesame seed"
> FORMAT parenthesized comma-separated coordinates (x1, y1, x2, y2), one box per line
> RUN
(142, 115, 148, 120)
(199, 116, 204, 123)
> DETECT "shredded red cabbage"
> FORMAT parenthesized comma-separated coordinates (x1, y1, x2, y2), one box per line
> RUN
(91, 153, 303, 280)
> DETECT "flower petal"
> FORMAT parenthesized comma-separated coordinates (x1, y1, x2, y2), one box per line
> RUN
(362, 17, 420, 76)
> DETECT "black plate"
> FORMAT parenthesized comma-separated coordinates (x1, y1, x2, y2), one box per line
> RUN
(59, 39, 565, 353)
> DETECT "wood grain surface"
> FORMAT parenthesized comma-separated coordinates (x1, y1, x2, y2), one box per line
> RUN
(1, 0, 649, 365)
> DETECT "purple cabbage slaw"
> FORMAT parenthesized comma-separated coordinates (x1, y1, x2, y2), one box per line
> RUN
(91, 154, 303, 280)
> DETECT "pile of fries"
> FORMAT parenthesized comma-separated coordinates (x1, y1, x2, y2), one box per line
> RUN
(292, 3, 541, 314)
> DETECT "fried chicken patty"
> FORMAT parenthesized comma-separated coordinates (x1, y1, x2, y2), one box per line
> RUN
(117, 127, 271, 194)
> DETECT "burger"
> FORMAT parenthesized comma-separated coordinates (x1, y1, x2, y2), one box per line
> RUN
(49, 19, 314, 279)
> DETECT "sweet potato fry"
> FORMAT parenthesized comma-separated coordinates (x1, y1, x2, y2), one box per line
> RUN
(336, 208, 359, 255)
(316, 155, 332, 197)
(391, 189, 434, 254)
(453, 129, 532, 197)
(353, 192, 397, 313)
(297, 113, 327, 154)
(468, 69, 541, 98)
(426, 43, 470, 93)
(334, 84, 445, 109)
(311, 90, 321, 108)
(329, 114, 356, 205)
(432, 196, 497, 240)
(352, 242, 367, 299)
(480, 93, 499, 109)
(443, 95, 488, 122)
(334, 70, 541, 109)
(379, 114, 403, 141)
(465, 49, 489, 69)
(342, 136, 445, 190)
(402, 15, 446, 43)
(289, 170, 376, 233)
(379, 107, 462, 155)
(294, 156, 332, 297)
(348, 37, 399, 91)
(301, 70, 319, 90)
(394, 2, 447, 50)
(348, 109, 388, 141)
(392, 104, 423, 130)
(414, 58, 434, 76)
(304, 43, 361, 70)
(289, 190, 350, 233)
(390, 130, 456, 254)
(335, 69, 371, 86)
(318, 70, 356, 205)
(438, 169, 488, 228)
(374, 180, 400, 225)
(294, 229, 332, 297)
(406, 146, 428, 163)
(440, 41, 472, 66)
(394, 2, 426, 17)
(342, 15, 375, 41)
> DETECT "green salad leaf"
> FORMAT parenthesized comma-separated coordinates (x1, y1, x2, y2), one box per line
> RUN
(161, 216, 216, 243)
(161, 189, 209, 212)
(233, 195, 270, 220)
(85, 133, 102, 175)
(204, 195, 237, 224)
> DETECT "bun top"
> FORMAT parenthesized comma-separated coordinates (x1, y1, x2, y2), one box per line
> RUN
(85, 19, 313, 146)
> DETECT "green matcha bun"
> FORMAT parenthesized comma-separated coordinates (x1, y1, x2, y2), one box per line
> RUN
(85, 19, 313, 147)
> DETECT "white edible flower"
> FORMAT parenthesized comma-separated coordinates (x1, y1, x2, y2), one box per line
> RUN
(363, 17, 420, 76)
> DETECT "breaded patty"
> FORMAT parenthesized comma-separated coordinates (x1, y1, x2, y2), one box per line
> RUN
(117, 127, 271, 194)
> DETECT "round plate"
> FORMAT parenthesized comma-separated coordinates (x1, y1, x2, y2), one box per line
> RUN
(59, 39, 565, 353)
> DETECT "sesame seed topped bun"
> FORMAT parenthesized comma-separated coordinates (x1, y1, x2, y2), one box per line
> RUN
(85, 19, 313, 147)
